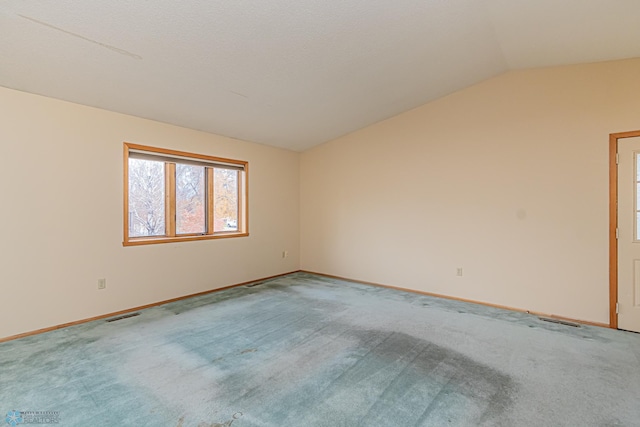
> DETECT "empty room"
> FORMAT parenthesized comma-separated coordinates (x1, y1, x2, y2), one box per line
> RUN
(2, 1, 640, 426)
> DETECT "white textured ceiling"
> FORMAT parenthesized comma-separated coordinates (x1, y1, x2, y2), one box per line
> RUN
(2, 1, 640, 151)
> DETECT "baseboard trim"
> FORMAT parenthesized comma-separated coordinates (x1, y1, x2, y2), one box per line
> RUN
(0, 271, 299, 343)
(301, 270, 611, 329)
(2, 269, 611, 343)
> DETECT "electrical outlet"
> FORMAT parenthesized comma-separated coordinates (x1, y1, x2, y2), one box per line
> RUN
(456, 268, 463, 277)
(98, 278, 106, 290)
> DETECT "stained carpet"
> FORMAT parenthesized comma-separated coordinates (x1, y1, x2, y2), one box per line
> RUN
(1, 272, 640, 426)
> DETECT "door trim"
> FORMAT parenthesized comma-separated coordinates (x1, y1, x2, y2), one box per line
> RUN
(609, 130, 640, 329)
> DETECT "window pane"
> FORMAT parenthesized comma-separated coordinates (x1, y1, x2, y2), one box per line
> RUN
(128, 158, 165, 237)
(176, 164, 205, 234)
(214, 169, 239, 232)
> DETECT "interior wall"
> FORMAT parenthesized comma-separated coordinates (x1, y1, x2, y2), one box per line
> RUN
(0, 87, 300, 339)
(300, 57, 640, 324)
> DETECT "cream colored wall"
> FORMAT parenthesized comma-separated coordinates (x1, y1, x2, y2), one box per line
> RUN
(0, 87, 300, 339)
(301, 58, 640, 324)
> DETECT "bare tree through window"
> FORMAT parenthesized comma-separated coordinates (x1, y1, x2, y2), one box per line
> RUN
(176, 164, 205, 234)
(128, 158, 165, 237)
(214, 169, 238, 231)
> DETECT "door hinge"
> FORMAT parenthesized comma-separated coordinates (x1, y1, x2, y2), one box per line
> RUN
(616, 227, 619, 239)
(616, 303, 619, 314)
(616, 153, 619, 164)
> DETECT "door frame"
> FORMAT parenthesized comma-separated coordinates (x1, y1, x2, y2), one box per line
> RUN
(609, 130, 640, 329)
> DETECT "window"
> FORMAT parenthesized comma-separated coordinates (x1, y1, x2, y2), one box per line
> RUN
(124, 143, 248, 245)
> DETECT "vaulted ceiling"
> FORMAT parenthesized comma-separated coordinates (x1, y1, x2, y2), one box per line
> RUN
(2, 1, 640, 151)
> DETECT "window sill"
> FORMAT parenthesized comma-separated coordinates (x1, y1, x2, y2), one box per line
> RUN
(123, 232, 249, 246)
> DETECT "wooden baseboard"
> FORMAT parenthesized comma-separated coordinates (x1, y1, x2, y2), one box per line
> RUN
(1, 269, 611, 343)
(0, 271, 299, 343)
(301, 270, 611, 329)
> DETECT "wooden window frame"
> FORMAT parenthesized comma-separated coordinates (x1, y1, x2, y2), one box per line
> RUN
(123, 142, 249, 246)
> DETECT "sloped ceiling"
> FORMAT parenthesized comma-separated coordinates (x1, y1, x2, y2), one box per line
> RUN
(2, 0, 640, 151)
